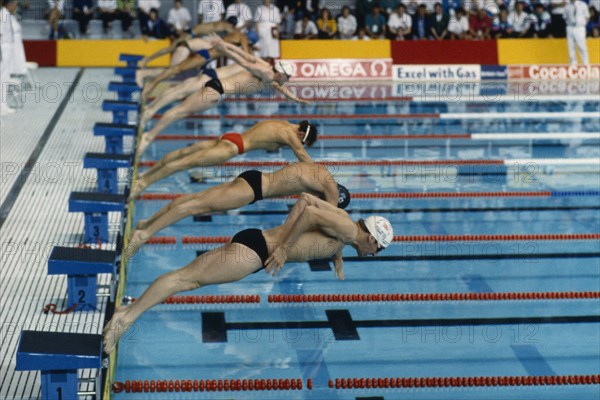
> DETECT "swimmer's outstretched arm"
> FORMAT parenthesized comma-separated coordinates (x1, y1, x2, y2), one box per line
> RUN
(265, 194, 353, 275)
(288, 135, 313, 162)
(273, 82, 310, 104)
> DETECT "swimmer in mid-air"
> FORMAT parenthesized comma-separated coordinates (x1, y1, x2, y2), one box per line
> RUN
(131, 119, 318, 198)
(128, 162, 351, 256)
(103, 193, 394, 354)
(137, 31, 252, 101)
(137, 34, 306, 152)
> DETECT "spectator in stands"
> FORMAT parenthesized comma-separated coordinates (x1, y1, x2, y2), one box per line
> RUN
(146, 7, 170, 38)
(198, 0, 225, 23)
(139, 0, 161, 36)
(588, 6, 600, 37)
(550, 0, 567, 37)
(168, 0, 192, 36)
(564, 0, 589, 64)
(72, 0, 94, 36)
(356, 0, 379, 28)
(531, 3, 552, 37)
(412, 4, 431, 39)
(380, 0, 400, 16)
(47, 0, 64, 39)
(365, 4, 387, 38)
(254, 0, 281, 61)
(226, 0, 253, 29)
(294, 14, 318, 38)
(508, 1, 532, 37)
(353, 26, 371, 39)
(430, 2, 449, 39)
(469, 5, 492, 39)
(388, 3, 412, 40)
(492, 6, 513, 37)
(277, 0, 296, 38)
(98, 0, 118, 34)
(117, 0, 136, 36)
(337, 6, 357, 39)
(317, 7, 337, 38)
(447, 7, 469, 38)
(296, 0, 319, 21)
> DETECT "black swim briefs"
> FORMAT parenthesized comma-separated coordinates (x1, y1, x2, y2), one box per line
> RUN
(237, 170, 263, 204)
(203, 68, 224, 95)
(231, 228, 269, 269)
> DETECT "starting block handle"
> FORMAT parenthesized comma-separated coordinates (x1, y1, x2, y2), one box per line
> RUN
(119, 53, 144, 68)
(114, 67, 136, 83)
(108, 81, 140, 102)
(102, 100, 138, 124)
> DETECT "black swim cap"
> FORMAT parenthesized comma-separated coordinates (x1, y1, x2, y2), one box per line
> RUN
(299, 120, 318, 147)
(337, 184, 350, 209)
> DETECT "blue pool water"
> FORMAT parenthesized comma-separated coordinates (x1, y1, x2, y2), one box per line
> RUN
(113, 81, 600, 399)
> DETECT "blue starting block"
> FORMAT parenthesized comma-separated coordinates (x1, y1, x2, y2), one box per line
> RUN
(119, 53, 144, 68)
(16, 331, 102, 400)
(69, 192, 125, 243)
(93, 122, 137, 154)
(48, 246, 117, 309)
(108, 81, 140, 102)
(83, 152, 131, 194)
(114, 67, 136, 83)
(102, 100, 138, 124)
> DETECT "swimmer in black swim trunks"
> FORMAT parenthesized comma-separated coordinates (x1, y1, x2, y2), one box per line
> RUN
(139, 31, 255, 101)
(138, 34, 308, 151)
(127, 162, 351, 256)
(104, 193, 393, 354)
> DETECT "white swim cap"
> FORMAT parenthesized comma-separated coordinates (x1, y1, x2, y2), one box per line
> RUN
(274, 61, 293, 78)
(364, 216, 393, 249)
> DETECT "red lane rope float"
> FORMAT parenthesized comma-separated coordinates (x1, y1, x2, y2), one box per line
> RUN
(327, 374, 600, 389)
(139, 159, 504, 168)
(138, 191, 554, 201)
(153, 113, 440, 120)
(268, 291, 600, 304)
(157, 294, 260, 304)
(112, 378, 304, 393)
(154, 134, 472, 141)
(181, 233, 600, 244)
(145, 236, 177, 244)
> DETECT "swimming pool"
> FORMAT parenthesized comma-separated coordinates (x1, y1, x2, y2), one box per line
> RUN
(110, 81, 600, 399)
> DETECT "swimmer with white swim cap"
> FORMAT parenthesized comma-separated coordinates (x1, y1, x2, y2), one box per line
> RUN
(103, 193, 392, 354)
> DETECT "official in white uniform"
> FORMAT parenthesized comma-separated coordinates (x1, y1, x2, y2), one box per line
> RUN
(1, 0, 17, 115)
(254, 0, 281, 59)
(564, 0, 589, 65)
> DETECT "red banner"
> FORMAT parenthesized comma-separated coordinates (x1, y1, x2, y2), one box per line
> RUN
(391, 40, 498, 65)
(509, 64, 600, 80)
(23, 40, 57, 66)
(284, 59, 393, 81)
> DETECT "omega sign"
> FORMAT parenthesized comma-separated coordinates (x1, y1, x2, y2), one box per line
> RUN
(284, 59, 392, 80)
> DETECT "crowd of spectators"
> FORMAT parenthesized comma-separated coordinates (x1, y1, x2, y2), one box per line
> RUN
(7, 0, 600, 40)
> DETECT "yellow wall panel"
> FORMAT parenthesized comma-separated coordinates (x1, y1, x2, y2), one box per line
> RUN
(498, 38, 600, 65)
(281, 40, 390, 59)
(57, 40, 171, 67)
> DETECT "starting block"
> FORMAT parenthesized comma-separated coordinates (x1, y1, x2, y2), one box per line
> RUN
(93, 122, 137, 154)
(69, 192, 125, 243)
(119, 53, 144, 68)
(83, 152, 131, 194)
(102, 100, 138, 124)
(108, 81, 140, 102)
(114, 67, 136, 83)
(16, 330, 102, 400)
(48, 246, 117, 309)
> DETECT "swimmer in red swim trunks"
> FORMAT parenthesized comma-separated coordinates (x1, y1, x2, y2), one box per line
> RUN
(129, 119, 318, 199)
(103, 193, 393, 354)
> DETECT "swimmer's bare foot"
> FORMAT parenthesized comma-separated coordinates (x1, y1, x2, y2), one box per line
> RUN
(125, 229, 150, 257)
(103, 305, 132, 355)
(137, 134, 151, 155)
(129, 180, 147, 201)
